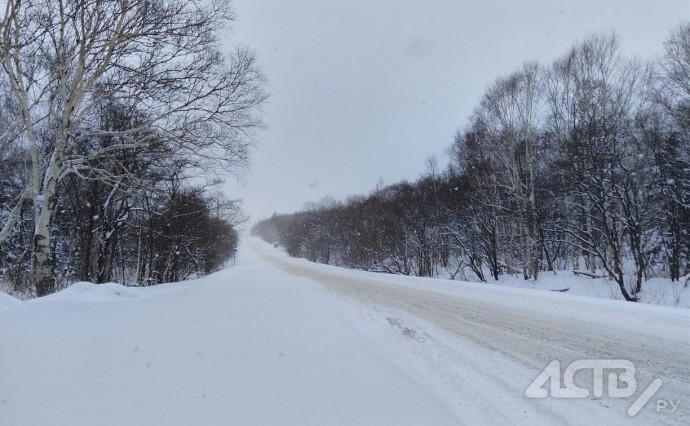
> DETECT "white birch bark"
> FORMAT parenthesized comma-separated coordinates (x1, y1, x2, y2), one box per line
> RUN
(0, 0, 265, 293)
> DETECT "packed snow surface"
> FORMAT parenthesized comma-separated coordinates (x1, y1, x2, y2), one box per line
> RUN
(1, 237, 688, 425)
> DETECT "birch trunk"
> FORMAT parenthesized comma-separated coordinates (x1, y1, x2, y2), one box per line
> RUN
(585, 197, 596, 274)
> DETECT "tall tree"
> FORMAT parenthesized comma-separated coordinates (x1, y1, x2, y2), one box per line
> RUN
(0, 0, 266, 295)
(546, 33, 647, 301)
(646, 23, 690, 281)
(476, 62, 545, 280)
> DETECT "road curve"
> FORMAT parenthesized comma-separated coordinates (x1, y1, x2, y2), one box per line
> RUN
(249, 238, 690, 424)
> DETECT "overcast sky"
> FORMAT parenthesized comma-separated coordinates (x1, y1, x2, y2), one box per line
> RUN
(223, 0, 688, 223)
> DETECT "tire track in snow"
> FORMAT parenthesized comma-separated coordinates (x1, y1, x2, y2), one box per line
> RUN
(249, 238, 690, 425)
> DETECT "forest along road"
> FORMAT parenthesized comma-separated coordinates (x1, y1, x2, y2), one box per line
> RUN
(248, 238, 690, 423)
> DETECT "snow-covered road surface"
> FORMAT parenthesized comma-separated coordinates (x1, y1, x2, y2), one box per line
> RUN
(1, 237, 688, 425)
(2, 241, 460, 426)
(249, 238, 690, 425)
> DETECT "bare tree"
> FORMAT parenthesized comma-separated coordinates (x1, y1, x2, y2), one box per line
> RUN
(644, 23, 690, 281)
(447, 123, 503, 280)
(546, 33, 647, 301)
(0, 0, 266, 295)
(477, 61, 545, 280)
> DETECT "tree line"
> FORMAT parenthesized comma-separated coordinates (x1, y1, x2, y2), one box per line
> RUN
(0, 0, 266, 296)
(252, 29, 690, 302)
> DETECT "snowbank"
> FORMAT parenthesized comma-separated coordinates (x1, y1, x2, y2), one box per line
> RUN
(0, 290, 23, 309)
(30, 282, 146, 304)
(486, 271, 690, 309)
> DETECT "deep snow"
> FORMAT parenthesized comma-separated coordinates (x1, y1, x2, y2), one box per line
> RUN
(1, 238, 688, 425)
(1, 242, 461, 425)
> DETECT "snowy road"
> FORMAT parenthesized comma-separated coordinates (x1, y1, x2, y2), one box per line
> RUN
(2, 240, 463, 426)
(1, 238, 688, 425)
(249, 238, 690, 425)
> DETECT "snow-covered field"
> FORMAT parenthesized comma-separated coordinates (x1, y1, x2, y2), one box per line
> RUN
(1, 237, 688, 425)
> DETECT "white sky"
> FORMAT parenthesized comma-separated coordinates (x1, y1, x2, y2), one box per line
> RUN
(223, 0, 688, 222)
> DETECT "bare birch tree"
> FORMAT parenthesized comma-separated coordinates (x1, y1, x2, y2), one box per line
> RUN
(546, 33, 647, 301)
(646, 23, 690, 281)
(0, 0, 266, 295)
(476, 62, 544, 280)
